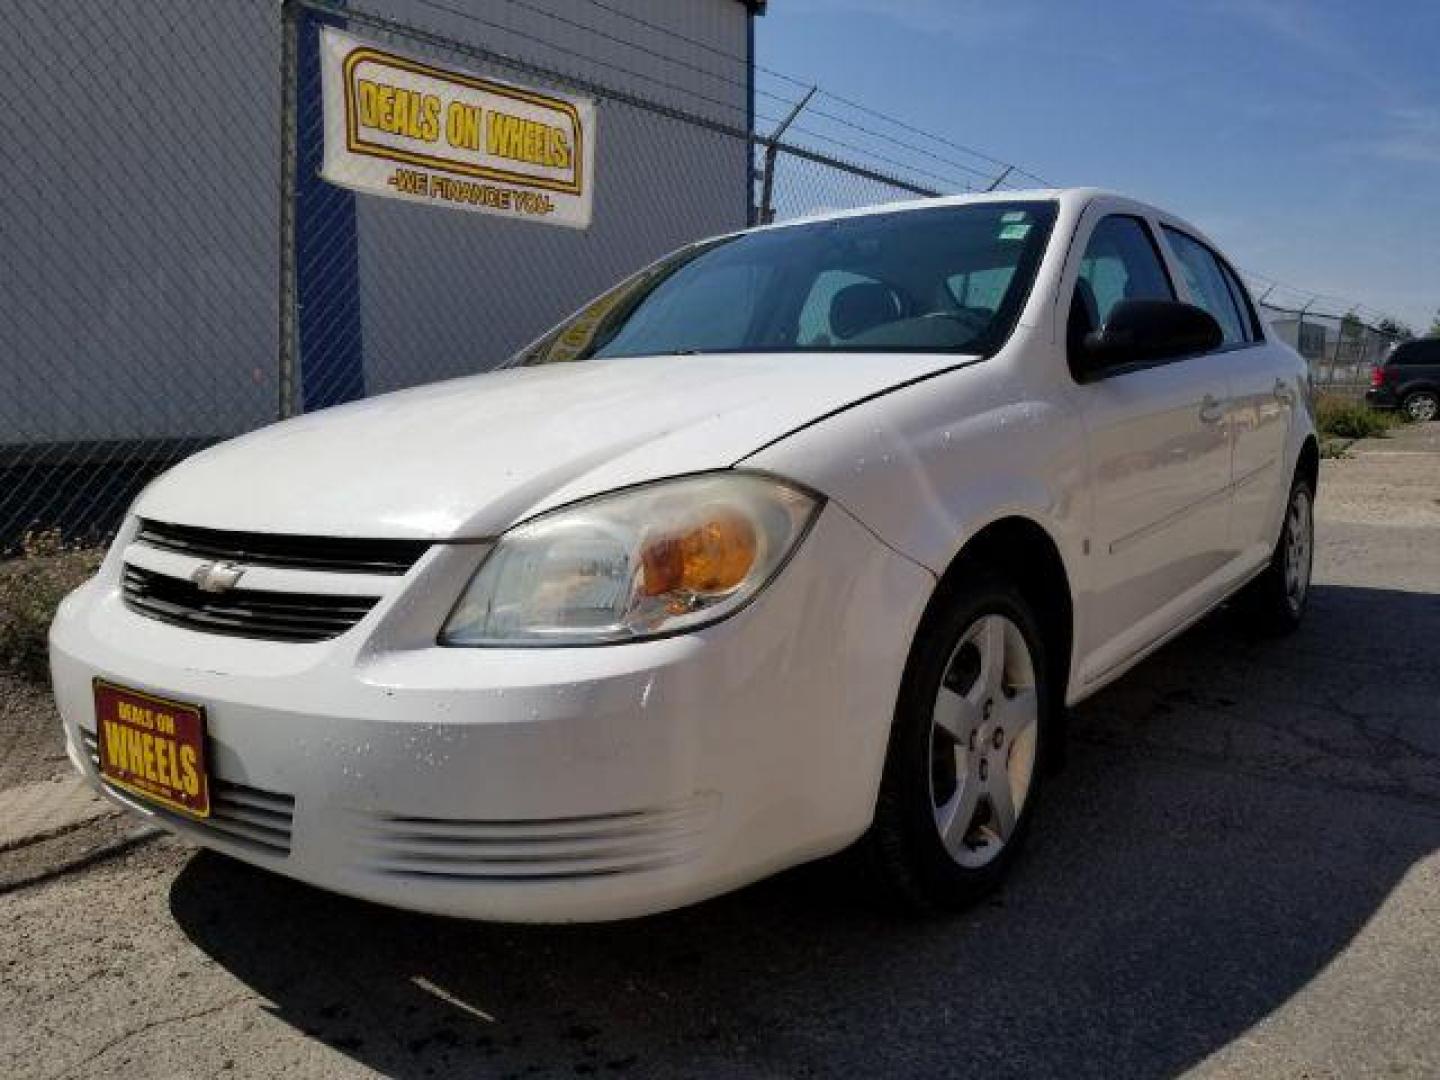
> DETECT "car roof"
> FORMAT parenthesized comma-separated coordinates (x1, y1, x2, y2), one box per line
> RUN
(735, 187, 1225, 276)
(749, 187, 1125, 233)
(731, 190, 1226, 252)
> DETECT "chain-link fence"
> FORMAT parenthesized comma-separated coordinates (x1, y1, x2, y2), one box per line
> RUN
(1255, 299, 1402, 399)
(0, 0, 280, 556)
(0, 0, 1412, 556)
(2, 0, 946, 555)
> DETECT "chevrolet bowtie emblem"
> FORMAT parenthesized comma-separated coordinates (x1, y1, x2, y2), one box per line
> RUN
(190, 561, 246, 594)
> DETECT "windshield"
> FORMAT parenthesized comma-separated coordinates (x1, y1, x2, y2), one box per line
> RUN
(513, 200, 1058, 365)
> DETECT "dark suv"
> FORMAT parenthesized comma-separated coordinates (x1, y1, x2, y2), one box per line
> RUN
(1367, 339, 1440, 422)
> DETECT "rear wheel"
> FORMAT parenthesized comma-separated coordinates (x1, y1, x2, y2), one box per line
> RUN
(1403, 390, 1438, 423)
(1239, 473, 1314, 634)
(866, 571, 1051, 911)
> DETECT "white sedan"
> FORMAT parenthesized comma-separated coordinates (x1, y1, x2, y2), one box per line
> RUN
(51, 189, 1316, 921)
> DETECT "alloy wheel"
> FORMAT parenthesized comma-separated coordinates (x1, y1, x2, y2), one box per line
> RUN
(1405, 393, 1438, 423)
(1283, 486, 1313, 613)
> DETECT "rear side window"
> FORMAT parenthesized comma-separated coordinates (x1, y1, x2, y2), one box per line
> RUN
(1162, 227, 1248, 347)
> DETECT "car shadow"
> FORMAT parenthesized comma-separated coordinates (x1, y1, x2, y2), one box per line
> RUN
(169, 583, 1440, 1079)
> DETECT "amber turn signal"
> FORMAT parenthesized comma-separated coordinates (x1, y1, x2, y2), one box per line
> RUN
(640, 506, 758, 599)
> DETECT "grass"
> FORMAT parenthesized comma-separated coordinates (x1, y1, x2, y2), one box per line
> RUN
(1314, 394, 1405, 441)
(0, 530, 103, 683)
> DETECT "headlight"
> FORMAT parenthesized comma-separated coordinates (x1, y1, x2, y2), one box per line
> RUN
(440, 473, 820, 646)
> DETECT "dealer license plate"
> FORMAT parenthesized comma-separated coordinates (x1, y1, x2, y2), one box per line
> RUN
(93, 679, 211, 819)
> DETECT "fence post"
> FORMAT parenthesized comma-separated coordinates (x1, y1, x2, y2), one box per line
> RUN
(277, 0, 299, 420)
(758, 86, 815, 225)
(1296, 298, 1313, 383)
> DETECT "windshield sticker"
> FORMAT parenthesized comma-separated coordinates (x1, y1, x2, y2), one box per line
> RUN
(998, 222, 1032, 241)
(1000, 210, 1028, 224)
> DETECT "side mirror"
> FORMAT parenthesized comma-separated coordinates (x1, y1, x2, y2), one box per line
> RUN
(1078, 299, 1223, 378)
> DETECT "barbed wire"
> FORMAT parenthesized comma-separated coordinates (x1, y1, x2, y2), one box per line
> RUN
(1241, 269, 1402, 333)
(483, 0, 1022, 190)
(568, 0, 1054, 188)
(411, 0, 1404, 317)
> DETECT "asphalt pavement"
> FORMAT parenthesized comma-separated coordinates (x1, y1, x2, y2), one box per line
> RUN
(3, 423, 1438, 1080)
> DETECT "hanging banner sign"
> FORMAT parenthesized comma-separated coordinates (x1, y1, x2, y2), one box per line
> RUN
(319, 28, 595, 229)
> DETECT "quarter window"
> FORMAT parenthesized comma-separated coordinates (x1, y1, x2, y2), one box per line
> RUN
(1162, 226, 1248, 347)
(1217, 259, 1262, 342)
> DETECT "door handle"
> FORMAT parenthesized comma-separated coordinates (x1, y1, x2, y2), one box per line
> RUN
(1199, 394, 1225, 425)
(1273, 378, 1294, 405)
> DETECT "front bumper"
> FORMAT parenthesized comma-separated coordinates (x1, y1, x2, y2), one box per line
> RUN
(51, 503, 933, 922)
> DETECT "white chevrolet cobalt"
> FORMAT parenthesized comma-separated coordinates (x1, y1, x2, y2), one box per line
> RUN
(52, 190, 1317, 921)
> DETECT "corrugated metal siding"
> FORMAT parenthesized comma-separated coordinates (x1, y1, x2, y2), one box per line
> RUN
(1, 0, 751, 441)
(0, 0, 280, 444)
(348, 0, 753, 393)
(371, 0, 749, 126)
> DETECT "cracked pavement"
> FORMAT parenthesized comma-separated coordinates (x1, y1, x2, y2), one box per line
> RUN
(2, 422, 1438, 1079)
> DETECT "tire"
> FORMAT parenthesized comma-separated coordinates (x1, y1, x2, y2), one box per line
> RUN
(1238, 472, 1314, 634)
(1402, 390, 1438, 423)
(865, 569, 1052, 912)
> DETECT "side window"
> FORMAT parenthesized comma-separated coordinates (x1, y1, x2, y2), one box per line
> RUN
(1162, 226, 1247, 347)
(1069, 214, 1174, 351)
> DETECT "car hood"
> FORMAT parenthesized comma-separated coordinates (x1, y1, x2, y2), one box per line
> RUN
(136, 352, 966, 539)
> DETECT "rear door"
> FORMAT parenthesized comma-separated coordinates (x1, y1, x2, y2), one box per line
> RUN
(1063, 209, 1234, 678)
(1160, 225, 1292, 566)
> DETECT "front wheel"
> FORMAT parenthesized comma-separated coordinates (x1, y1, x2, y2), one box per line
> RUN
(1403, 390, 1438, 423)
(1238, 472, 1314, 634)
(865, 571, 1051, 912)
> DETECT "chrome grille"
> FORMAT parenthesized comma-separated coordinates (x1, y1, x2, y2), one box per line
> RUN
(122, 564, 379, 643)
(136, 519, 429, 575)
(82, 729, 295, 856)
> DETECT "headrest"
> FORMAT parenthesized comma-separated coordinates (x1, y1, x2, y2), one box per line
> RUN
(830, 282, 900, 340)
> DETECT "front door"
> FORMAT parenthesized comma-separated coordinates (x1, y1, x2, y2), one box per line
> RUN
(1064, 212, 1234, 679)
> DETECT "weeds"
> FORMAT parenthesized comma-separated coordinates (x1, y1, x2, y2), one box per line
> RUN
(0, 530, 103, 682)
(1314, 394, 1403, 441)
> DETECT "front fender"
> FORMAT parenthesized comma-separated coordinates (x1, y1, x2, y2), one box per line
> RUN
(741, 362, 1089, 582)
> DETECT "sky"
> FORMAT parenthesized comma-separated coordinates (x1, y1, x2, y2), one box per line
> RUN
(756, 0, 1440, 331)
